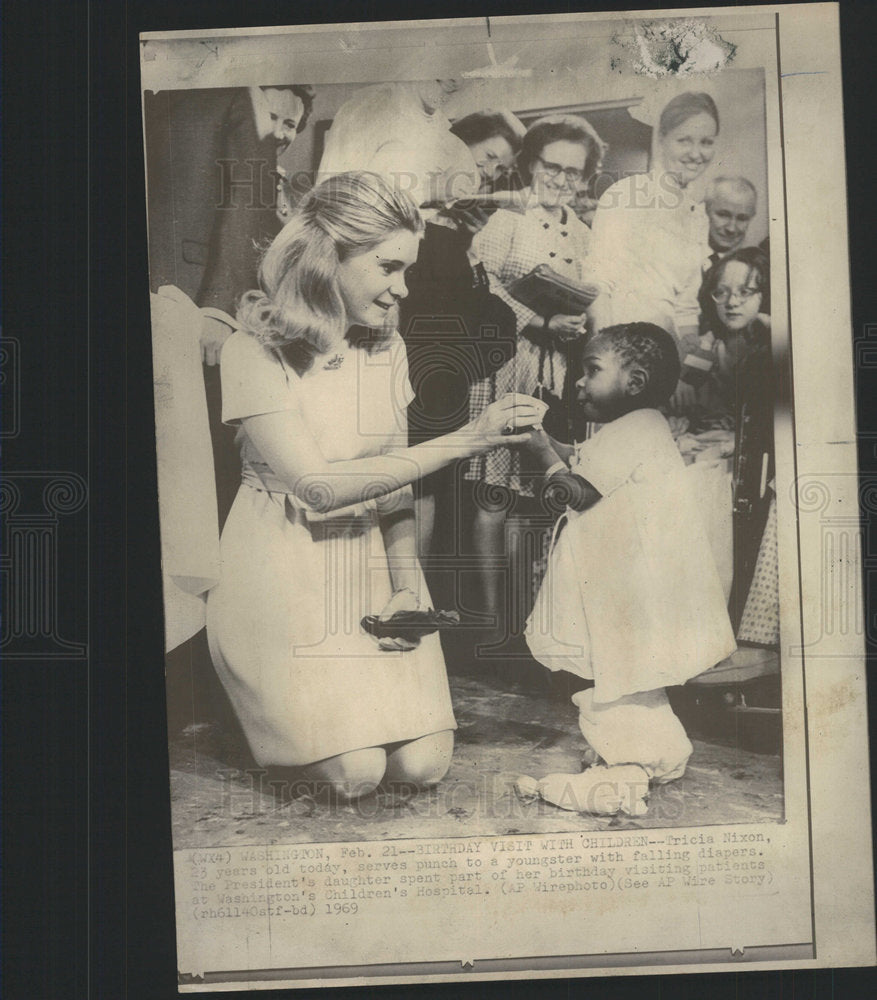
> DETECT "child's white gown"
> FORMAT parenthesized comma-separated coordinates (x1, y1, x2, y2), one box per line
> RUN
(526, 409, 736, 779)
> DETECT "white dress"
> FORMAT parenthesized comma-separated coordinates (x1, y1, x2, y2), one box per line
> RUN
(584, 171, 710, 337)
(206, 331, 456, 767)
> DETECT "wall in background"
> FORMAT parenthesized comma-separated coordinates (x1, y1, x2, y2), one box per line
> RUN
(278, 68, 767, 245)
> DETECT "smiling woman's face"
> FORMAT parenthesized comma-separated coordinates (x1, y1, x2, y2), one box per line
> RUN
(336, 230, 421, 330)
(467, 135, 515, 189)
(658, 111, 717, 186)
(530, 139, 588, 209)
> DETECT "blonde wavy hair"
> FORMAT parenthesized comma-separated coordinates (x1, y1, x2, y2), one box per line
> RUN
(238, 171, 423, 368)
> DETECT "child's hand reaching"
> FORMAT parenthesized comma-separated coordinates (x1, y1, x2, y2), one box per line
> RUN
(520, 426, 561, 468)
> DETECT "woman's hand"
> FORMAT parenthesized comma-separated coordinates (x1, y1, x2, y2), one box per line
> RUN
(472, 394, 546, 447)
(546, 313, 588, 342)
(440, 200, 494, 237)
(376, 587, 421, 652)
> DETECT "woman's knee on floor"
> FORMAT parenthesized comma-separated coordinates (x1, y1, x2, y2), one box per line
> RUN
(307, 747, 387, 800)
(385, 730, 454, 787)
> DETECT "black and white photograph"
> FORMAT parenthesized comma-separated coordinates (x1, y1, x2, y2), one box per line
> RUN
(137, 5, 873, 989)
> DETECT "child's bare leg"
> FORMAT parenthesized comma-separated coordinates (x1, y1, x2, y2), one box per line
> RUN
(572, 687, 693, 782)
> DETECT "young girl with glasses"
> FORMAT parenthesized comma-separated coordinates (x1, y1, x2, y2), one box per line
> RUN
(696, 246, 771, 421)
(700, 247, 778, 644)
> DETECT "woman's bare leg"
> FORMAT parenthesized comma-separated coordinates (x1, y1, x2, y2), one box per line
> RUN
(384, 730, 454, 788)
(304, 747, 387, 801)
(415, 492, 436, 560)
(472, 506, 508, 651)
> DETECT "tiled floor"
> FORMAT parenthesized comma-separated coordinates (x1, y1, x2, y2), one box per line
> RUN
(167, 655, 783, 849)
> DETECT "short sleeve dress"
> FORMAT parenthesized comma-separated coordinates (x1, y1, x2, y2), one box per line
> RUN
(206, 330, 457, 767)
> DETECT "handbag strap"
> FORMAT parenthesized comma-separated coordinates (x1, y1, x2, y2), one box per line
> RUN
(536, 341, 557, 395)
(536, 342, 548, 396)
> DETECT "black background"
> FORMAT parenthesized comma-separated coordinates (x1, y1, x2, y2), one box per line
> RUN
(2, 1, 875, 997)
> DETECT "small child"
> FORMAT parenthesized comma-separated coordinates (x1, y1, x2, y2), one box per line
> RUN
(520, 322, 736, 814)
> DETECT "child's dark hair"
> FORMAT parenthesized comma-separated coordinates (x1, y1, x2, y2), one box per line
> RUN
(596, 322, 681, 407)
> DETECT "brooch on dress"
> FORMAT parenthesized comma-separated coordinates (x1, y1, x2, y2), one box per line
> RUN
(323, 353, 345, 370)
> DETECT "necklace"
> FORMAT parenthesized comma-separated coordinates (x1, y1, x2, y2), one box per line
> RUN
(323, 353, 345, 370)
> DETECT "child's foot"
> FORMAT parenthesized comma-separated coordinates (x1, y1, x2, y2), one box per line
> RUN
(515, 764, 650, 817)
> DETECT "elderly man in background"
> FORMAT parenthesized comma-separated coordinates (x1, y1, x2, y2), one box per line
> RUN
(705, 175, 758, 261)
(696, 175, 760, 343)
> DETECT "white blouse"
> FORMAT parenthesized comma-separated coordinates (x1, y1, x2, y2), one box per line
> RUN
(584, 171, 710, 336)
(471, 203, 592, 333)
(317, 83, 479, 206)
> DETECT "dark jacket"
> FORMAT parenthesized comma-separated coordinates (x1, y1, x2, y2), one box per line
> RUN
(143, 88, 281, 313)
(399, 221, 516, 442)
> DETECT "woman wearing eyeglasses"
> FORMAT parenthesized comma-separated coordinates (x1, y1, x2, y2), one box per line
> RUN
(463, 114, 605, 645)
(699, 246, 771, 422)
(585, 92, 720, 403)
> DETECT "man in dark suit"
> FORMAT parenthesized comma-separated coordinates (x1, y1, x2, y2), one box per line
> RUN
(144, 85, 313, 322)
(145, 85, 314, 735)
(144, 84, 313, 519)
